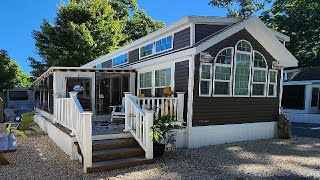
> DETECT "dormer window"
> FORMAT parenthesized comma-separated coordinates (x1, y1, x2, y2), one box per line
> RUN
(156, 35, 173, 53)
(140, 43, 154, 58)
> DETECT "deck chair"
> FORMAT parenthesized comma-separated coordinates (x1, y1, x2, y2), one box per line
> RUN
(4, 109, 16, 122)
(110, 98, 125, 122)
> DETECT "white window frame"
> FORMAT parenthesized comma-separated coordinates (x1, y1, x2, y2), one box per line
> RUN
(251, 51, 268, 97)
(138, 65, 174, 97)
(155, 35, 174, 54)
(112, 53, 129, 67)
(138, 72, 153, 97)
(267, 69, 278, 97)
(233, 40, 253, 97)
(139, 34, 174, 60)
(212, 47, 234, 97)
(199, 62, 213, 97)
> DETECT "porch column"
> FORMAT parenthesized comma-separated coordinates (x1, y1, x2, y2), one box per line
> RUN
(124, 92, 133, 132)
(52, 93, 60, 123)
(69, 91, 78, 136)
(176, 92, 185, 123)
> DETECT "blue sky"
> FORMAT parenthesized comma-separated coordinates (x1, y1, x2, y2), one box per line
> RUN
(0, 0, 229, 74)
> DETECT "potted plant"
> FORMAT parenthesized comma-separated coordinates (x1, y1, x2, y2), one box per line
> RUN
(150, 115, 183, 158)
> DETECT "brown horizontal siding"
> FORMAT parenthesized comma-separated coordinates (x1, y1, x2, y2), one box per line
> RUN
(195, 24, 229, 43)
(175, 60, 189, 122)
(102, 60, 112, 68)
(173, 27, 190, 50)
(193, 29, 280, 126)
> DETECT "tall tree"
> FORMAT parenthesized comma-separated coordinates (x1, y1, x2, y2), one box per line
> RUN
(0, 50, 31, 91)
(32, 0, 164, 76)
(121, 10, 165, 45)
(262, 0, 320, 67)
(27, 57, 48, 80)
(209, 0, 272, 17)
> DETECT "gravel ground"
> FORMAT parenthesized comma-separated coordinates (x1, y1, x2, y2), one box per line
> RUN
(1, 133, 320, 179)
(292, 122, 320, 139)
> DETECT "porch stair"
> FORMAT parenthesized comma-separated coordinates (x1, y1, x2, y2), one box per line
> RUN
(75, 137, 155, 173)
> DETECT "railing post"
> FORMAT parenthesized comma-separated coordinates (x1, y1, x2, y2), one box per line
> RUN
(52, 94, 60, 123)
(124, 92, 133, 132)
(145, 110, 154, 159)
(81, 112, 93, 172)
(69, 91, 78, 136)
(176, 92, 185, 123)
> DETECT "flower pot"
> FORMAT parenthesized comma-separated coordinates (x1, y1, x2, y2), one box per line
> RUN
(8, 134, 16, 151)
(153, 143, 165, 158)
(0, 134, 9, 151)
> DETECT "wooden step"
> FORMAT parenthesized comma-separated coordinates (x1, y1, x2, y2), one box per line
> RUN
(87, 157, 155, 173)
(92, 147, 144, 162)
(92, 138, 139, 151)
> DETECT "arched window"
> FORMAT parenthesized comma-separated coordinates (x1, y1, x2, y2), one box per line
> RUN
(233, 40, 252, 96)
(251, 51, 268, 97)
(213, 47, 234, 96)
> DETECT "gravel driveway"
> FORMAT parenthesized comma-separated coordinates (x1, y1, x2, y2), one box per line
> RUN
(1, 134, 320, 179)
(292, 122, 320, 139)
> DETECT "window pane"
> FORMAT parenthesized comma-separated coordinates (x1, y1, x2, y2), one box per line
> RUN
(140, 43, 154, 58)
(254, 52, 267, 68)
(140, 89, 152, 97)
(155, 88, 165, 97)
(214, 82, 229, 95)
(268, 84, 275, 96)
(155, 68, 171, 87)
(270, 71, 277, 83)
(140, 72, 152, 88)
(311, 88, 319, 107)
(252, 84, 265, 96)
(237, 41, 251, 52)
(200, 81, 210, 95)
(215, 66, 231, 80)
(253, 70, 266, 82)
(201, 64, 211, 79)
(216, 48, 233, 64)
(113, 54, 128, 66)
(156, 35, 173, 53)
(234, 53, 251, 95)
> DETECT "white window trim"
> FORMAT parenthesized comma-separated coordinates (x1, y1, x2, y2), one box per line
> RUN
(212, 47, 234, 97)
(139, 34, 174, 59)
(199, 62, 213, 97)
(112, 53, 129, 67)
(267, 69, 278, 97)
(138, 65, 174, 97)
(251, 51, 268, 97)
(233, 40, 253, 97)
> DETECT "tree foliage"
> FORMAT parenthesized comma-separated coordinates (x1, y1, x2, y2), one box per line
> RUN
(262, 0, 320, 67)
(209, 0, 272, 18)
(32, 0, 164, 77)
(0, 50, 31, 91)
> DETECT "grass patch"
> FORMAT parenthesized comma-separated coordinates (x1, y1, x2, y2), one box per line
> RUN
(19, 112, 35, 132)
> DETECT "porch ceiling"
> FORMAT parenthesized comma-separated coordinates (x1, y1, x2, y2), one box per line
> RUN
(33, 67, 135, 85)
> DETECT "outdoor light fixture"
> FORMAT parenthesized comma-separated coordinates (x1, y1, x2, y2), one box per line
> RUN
(200, 52, 214, 63)
(272, 60, 281, 70)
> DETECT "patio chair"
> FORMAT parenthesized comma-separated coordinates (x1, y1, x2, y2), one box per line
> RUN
(4, 108, 16, 122)
(110, 98, 125, 122)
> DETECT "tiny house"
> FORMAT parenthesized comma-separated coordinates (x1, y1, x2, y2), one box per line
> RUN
(33, 16, 298, 172)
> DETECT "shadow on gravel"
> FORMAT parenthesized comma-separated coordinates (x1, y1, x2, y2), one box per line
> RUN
(292, 122, 320, 139)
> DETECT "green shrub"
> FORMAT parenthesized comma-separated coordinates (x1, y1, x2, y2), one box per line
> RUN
(19, 112, 35, 132)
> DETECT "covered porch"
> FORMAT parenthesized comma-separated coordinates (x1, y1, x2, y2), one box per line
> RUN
(33, 67, 186, 172)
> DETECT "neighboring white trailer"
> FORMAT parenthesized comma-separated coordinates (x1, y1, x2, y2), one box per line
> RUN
(5, 88, 34, 113)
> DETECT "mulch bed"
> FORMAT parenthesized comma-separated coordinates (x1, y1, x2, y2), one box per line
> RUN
(0, 153, 9, 165)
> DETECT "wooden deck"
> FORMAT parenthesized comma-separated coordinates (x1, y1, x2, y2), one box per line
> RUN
(92, 121, 125, 136)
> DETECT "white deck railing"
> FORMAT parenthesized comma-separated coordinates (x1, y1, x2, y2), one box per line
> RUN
(54, 92, 92, 172)
(124, 92, 185, 159)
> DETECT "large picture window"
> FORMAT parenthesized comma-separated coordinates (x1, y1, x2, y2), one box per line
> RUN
(199, 63, 212, 96)
(233, 40, 252, 96)
(139, 68, 172, 97)
(213, 47, 233, 96)
(199, 39, 278, 98)
(251, 51, 268, 97)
